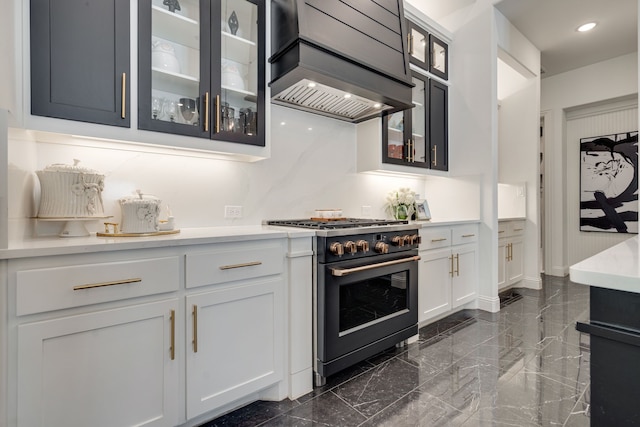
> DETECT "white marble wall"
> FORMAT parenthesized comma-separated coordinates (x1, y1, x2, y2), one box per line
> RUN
(8, 105, 480, 239)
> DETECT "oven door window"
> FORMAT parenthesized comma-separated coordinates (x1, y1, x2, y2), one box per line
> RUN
(340, 271, 408, 334)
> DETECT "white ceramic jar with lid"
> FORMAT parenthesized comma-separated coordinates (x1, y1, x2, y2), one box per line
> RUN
(119, 190, 162, 233)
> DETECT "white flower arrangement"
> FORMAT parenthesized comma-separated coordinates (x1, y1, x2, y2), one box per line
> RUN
(385, 187, 417, 219)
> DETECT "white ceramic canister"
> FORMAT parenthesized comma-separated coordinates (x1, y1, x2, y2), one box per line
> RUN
(119, 191, 162, 233)
(151, 40, 181, 74)
(36, 159, 105, 218)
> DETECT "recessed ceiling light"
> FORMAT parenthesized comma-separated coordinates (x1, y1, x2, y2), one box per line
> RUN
(577, 22, 597, 32)
(280, 121, 286, 126)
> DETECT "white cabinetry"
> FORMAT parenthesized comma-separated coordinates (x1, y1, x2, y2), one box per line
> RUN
(4, 236, 296, 427)
(418, 224, 478, 323)
(184, 241, 285, 419)
(11, 253, 181, 427)
(498, 220, 525, 290)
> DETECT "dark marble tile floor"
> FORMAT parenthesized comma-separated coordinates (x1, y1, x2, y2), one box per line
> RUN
(201, 275, 590, 426)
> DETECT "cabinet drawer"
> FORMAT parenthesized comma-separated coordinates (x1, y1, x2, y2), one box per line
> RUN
(420, 228, 452, 250)
(509, 220, 526, 236)
(16, 256, 180, 316)
(498, 222, 508, 236)
(452, 226, 478, 246)
(186, 241, 284, 288)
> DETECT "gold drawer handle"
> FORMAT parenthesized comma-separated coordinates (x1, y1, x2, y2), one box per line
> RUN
(431, 238, 447, 242)
(514, 228, 524, 231)
(170, 309, 175, 360)
(73, 278, 141, 290)
(462, 234, 475, 238)
(121, 72, 126, 119)
(498, 230, 505, 234)
(219, 261, 262, 270)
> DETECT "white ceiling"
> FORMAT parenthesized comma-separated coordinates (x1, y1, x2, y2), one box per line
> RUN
(408, 0, 638, 78)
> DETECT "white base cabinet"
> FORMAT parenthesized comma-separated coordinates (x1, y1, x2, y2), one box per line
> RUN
(18, 299, 180, 427)
(186, 278, 283, 419)
(418, 224, 478, 324)
(3, 235, 301, 427)
(498, 220, 525, 290)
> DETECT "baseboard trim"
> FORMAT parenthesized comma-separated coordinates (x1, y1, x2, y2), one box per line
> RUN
(521, 276, 542, 290)
(477, 294, 500, 313)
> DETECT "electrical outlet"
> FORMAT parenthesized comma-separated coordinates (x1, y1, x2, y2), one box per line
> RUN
(224, 205, 242, 218)
(361, 205, 372, 217)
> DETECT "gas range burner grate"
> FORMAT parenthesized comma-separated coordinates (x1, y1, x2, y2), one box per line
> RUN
(266, 218, 409, 230)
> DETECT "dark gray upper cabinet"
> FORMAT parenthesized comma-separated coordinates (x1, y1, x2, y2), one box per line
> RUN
(30, 0, 130, 127)
(406, 19, 429, 70)
(138, 0, 266, 147)
(429, 34, 448, 80)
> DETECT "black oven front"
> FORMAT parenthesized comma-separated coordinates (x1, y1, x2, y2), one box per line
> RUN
(315, 250, 419, 384)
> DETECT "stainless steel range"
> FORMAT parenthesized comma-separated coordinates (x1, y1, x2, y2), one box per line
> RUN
(267, 219, 421, 386)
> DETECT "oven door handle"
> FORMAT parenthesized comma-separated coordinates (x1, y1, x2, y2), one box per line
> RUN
(330, 255, 421, 277)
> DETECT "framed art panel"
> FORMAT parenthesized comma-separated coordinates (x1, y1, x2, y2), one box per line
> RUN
(580, 131, 638, 233)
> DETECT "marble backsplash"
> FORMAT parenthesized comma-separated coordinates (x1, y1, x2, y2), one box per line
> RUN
(7, 106, 480, 239)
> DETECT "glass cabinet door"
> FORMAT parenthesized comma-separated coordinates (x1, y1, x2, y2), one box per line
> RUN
(139, 0, 210, 137)
(384, 110, 406, 162)
(411, 75, 427, 165)
(406, 20, 429, 69)
(138, 0, 264, 146)
(213, 0, 265, 146)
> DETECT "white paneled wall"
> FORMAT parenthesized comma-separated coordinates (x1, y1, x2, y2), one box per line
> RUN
(566, 97, 638, 265)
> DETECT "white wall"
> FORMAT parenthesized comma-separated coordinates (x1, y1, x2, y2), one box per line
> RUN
(541, 52, 638, 275)
(7, 105, 481, 241)
(450, 5, 499, 312)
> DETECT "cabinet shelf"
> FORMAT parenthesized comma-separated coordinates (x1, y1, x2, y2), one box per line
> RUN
(152, 66, 199, 96)
(222, 84, 256, 97)
(222, 31, 256, 65)
(151, 5, 199, 49)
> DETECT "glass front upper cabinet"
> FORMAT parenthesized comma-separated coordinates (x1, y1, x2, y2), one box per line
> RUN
(138, 0, 265, 146)
(406, 19, 429, 70)
(382, 72, 429, 168)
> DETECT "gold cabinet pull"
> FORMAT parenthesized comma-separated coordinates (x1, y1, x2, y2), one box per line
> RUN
(431, 237, 447, 242)
(462, 234, 475, 238)
(121, 73, 126, 119)
(192, 305, 198, 353)
(73, 278, 141, 290)
(407, 32, 413, 55)
(432, 145, 437, 166)
(215, 94, 221, 133)
(170, 309, 175, 360)
(204, 92, 210, 131)
(498, 230, 505, 234)
(449, 255, 454, 277)
(514, 228, 524, 231)
(455, 253, 460, 276)
(219, 261, 262, 270)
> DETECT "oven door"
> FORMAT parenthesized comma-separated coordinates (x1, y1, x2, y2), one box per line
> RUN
(317, 251, 419, 363)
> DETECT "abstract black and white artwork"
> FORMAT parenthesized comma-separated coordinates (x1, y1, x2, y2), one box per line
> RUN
(580, 131, 638, 233)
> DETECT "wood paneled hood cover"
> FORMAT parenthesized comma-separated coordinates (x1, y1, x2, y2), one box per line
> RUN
(269, 0, 414, 123)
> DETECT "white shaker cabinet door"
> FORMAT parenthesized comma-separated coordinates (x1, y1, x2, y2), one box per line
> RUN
(17, 299, 180, 427)
(185, 277, 284, 419)
(418, 247, 453, 323)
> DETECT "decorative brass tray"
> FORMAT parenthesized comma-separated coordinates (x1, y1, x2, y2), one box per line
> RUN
(96, 221, 180, 237)
(96, 229, 180, 237)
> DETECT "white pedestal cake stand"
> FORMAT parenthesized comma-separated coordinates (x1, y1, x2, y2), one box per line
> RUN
(36, 217, 112, 237)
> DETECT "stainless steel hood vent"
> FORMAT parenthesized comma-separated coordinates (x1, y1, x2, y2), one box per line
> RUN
(274, 79, 394, 121)
(270, 0, 414, 123)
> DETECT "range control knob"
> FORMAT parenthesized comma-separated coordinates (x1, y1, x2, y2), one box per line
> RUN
(374, 241, 389, 254)
(411, 234, 421, 245)
(344, 241, 357, 254)
(391, 235, 406, 247)
(356, 240, 370, 253)
(402, 235, 413, 245)
(329, 242, 344, 256)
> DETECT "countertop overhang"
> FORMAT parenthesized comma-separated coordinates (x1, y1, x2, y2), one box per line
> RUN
(570, 235, 640, 294)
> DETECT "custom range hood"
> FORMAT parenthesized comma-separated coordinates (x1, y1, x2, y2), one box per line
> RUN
(269, 0, 414, 123)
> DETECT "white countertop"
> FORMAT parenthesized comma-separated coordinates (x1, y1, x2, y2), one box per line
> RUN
(570, 235, 640, 293)
(0, 219, 480, 260)
(0, 226, 315, 259)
